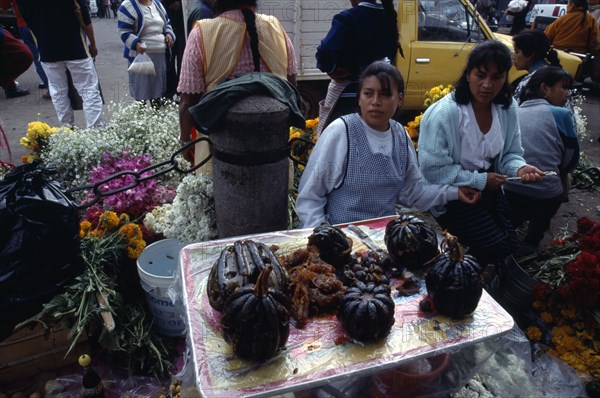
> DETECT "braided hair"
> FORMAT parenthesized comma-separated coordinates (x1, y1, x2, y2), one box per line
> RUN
(570, 0, 589, 27)
(214, 0, 261, 72)
(513, 30, 561, 68)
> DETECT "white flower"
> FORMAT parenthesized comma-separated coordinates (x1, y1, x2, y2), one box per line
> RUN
(144, 174, 216, 244)
(40, 101, 186, 199)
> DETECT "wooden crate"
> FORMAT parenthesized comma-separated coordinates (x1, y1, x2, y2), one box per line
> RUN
(0, 319, 90, 384)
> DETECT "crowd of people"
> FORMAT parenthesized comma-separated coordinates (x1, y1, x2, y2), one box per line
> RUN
(1, 0, 599, 269)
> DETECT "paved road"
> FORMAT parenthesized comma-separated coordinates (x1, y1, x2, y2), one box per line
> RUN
(0, 16, 133, 163)
(1, 18, 599, 167)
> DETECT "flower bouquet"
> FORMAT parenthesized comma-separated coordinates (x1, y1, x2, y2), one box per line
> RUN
(404, 84, 453, 147)
(520, 217, 600, 378)
(288, 117, 319, 228)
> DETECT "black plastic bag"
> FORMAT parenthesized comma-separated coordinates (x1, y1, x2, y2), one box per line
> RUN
(0, 163, 83, 340)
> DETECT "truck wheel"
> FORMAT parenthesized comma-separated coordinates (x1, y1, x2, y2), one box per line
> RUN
(297, 81, 329, 119)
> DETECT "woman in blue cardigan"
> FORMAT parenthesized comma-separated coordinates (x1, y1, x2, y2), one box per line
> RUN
(418, 41, 544, 266)
(117, 0, 175, 104)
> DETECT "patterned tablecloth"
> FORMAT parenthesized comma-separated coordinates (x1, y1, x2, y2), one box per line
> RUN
(179, 216, 514, 398)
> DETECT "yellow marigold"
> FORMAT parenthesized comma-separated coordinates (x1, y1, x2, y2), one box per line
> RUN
(406, 127, 419, 139)
(118, 213, 130, 225)
(21, 154, 36, 164)
(526, 326, 542, 342)
(119, 223, 143, 241)
(127, 238, 146, 259)
(540, 311, 554, 324)
(99, 211, 120, 231)
(20, 137, 36, 151)
(532, 300, 544, 310)
(429, 87, 441, 96)
(415, 114, 423, 123)
(423, 98, 432, 107)
(298, 164, 305, 172)
(305, 118, 319, 129)
(560, 307, 577, 320)
(553, 324, 574, 336)
(88, 229, 104, 239)
(290, 131, 301, 139)
(27, 121, 49, 137)
(79, 220, 93, 238)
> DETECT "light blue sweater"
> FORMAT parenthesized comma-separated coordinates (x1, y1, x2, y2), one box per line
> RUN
(418, 93, 527, 216)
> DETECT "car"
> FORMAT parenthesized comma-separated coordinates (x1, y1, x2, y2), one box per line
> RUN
(529, 1, 568, 30)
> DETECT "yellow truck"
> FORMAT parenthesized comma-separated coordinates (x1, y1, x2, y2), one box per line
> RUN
(182, 0, 582, 116)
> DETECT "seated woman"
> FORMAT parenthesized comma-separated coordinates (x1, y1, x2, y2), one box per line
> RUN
(512, 29, 562, 103)
(296, 60, 480, 228)
(418, 41, 544, 266)
(505, 67, 580, 248)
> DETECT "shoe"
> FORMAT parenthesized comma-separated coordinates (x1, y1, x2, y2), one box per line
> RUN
(38, 83, 47, 89)
(4, 82, 30, 98)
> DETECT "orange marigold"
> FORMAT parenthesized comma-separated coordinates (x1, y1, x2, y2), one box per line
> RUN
(526, 326, 542, 342)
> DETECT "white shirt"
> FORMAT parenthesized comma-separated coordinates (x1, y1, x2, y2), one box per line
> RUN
(458, 103, 504, 171)
(140, 2, 167, 53)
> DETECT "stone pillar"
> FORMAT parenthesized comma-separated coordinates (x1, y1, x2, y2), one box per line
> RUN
(211, 95, 290, 238)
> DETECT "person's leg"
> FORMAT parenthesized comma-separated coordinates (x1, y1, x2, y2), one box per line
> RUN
(505, 190, 531, 232)
(42, 61, 74, 126)
(523, 197, 563, 248)
(66, 58, 103, 128)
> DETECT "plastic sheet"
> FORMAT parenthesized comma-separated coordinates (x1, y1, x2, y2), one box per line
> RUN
(175, 216, 516, 398)
(0, 163, 82, 340)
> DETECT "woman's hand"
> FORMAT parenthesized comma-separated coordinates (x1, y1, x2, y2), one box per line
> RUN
(135, 41, 146, 54)
(485, 172, 507, 191)
(165, 34, 174, 49)
(516, 165, 545, 183)
(458, 186, 481, 204)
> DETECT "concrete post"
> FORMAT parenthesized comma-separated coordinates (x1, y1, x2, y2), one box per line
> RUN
(211, 95, 290, 238)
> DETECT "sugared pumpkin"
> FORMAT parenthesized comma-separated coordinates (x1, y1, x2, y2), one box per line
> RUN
(220, 265, 291, 361)
(337, 281, 395, 342)
(207, 240, 288, 311)
(307, 224, 353, 269)
(384, 215, 439, 270)
(424, 231, 483, 319)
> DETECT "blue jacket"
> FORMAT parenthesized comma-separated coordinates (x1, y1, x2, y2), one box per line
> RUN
(316, 2, 398, 81)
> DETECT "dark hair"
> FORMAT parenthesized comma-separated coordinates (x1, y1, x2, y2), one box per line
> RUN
(214, 1, 261, 72)
(358, 60, 405, 94)
(569, 0, 589, 25)
(513, 30, 561, 68)
(214, 0, 257, 13)
(454, 41, 513, 108)
(519, 66, 574, 102)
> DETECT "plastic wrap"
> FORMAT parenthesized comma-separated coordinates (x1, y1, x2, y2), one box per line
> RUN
(175, 216, 516, 398)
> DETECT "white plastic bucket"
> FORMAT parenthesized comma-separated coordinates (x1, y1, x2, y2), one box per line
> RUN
(137, 239, 186, 336)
